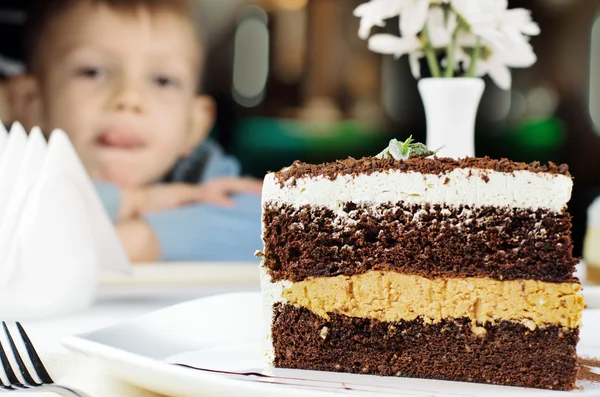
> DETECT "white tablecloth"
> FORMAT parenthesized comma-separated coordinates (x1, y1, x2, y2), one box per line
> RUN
(12, 283, 260, 397)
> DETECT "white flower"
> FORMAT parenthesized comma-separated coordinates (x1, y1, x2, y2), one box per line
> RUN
(354, 0, 450, 39)
(353, 0, 404, 39)
(476, 37, 536, 89)
(353, 0, 539, 85)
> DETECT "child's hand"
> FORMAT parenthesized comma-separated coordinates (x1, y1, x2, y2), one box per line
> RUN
(120, 177, 262, 220)
(193, 176, 263, 207)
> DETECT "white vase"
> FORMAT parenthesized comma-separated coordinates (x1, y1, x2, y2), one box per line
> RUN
(418, 77, 485, 159)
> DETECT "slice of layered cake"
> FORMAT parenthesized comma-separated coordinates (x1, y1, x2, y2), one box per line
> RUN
(259, 138, 585, 390)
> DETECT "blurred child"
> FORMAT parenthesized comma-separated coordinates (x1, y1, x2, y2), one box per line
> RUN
(13, 0, 263, 262)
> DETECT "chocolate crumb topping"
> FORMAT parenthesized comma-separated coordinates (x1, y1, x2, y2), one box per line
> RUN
(272, 156, 571, 186)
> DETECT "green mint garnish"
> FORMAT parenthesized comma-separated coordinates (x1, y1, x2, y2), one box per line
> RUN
(375, 136, 440, 160)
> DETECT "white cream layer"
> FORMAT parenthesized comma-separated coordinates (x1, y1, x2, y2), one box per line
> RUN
(263, 168, 572, 213)
(260, 265, 291, 364)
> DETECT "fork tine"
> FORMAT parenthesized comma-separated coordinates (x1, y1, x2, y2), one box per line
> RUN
(0, 346, 15, 391)
(1, 323, 37, 386)
(15, 323, 53, 384)
(0, 325, 23, 388)
(0, 378, 14, 390)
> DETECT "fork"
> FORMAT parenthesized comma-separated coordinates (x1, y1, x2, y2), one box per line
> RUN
(0, 322, 88, 397)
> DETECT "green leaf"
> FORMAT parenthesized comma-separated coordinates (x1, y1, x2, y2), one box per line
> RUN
(376, 136, 441, 160)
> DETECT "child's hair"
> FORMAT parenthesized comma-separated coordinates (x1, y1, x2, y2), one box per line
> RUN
(24, 0, 199, 76)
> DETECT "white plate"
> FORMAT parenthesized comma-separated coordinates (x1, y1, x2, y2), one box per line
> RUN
(63, 292, 600, 397)
(100, 262, 260, 287)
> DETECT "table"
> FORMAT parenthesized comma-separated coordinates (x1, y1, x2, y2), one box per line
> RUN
(13, 282, 260, 396)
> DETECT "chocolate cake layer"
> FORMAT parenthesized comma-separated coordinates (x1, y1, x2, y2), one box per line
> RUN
(272, 303, 579, 390)
(274, 156, 570, 186)
(262, 202, 577, 283)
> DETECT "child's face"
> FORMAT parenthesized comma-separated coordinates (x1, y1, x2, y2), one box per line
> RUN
(36, 2, 209, 187)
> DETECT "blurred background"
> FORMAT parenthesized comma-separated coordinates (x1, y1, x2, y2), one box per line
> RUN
(0, 0, 598, 254)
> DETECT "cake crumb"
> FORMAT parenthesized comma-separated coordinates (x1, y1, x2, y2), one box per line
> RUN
(521, 319, 536, 331)
(577, 356, 600, 384)
(319, 326, 329, 339)
(578, 357, 600, 368)
(578, 366, 600, 383)
(471, 325, 487, 335)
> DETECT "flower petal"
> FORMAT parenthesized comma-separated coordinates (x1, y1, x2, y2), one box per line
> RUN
(480, 0, 507, 16)
(358, 16, 385, 39)
(498, 36, 537, 67)
(456, 31, 478, 47)
(447, 10, 458, 32)
(353, 0, 404, 19)
(400, 0, 430, 37)
(488, 61, 512, 90)
(354, 0, 405, 39)
(501, 9, 540, 36)
(409, 52, 423, 78)
(449, 0, 469, 17)
(452, 0, 500, 45)
(368, 33, 422, 58)
(475, 61, 488, 77)
(427, 6, 451, 47)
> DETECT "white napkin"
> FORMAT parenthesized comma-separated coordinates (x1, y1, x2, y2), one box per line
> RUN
(0, 125, 131, 319)
(4, 352, 164, 397)
(0, 126, 45, 279)
(0, 122, 28, 226)
(0, 121, 7, 155)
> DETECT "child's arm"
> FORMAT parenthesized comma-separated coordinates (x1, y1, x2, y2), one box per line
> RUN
(95, 177, 261, 221)
(95, 178, 262, 261)
(119, 177, 262, 219)
(116, 219, 161, 262)
(117, 193, 262, 261)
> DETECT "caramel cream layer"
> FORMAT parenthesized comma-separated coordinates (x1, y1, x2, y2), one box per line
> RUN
(281, 271, 584, 330)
